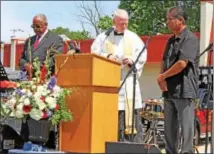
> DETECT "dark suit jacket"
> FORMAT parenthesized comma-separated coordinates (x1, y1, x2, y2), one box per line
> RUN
(19, 30, 64, 73)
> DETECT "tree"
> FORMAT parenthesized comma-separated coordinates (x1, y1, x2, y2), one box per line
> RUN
(50, 27, 91, 40)
(119, 0, 200, 35)
(75, 1, 102, 36)
(97, 16, 113, 32)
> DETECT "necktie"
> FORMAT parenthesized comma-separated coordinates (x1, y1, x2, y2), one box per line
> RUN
(33, 35, 41, 49)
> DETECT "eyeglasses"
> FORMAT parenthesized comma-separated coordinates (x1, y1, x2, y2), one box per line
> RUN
(31, 24, 41, 29)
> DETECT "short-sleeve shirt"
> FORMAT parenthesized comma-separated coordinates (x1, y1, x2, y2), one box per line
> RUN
(162, 27, 200, 99)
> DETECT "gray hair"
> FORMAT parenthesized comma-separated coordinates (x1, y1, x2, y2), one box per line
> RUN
(168, 7, 188, 23)
(34, 13, 48, 24)
(113, 9, 129, 19)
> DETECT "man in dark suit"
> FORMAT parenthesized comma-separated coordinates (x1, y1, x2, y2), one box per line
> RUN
(19, 13, 63, 78)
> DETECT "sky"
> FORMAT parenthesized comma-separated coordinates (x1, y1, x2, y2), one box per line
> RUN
(1, 1, 120, 43)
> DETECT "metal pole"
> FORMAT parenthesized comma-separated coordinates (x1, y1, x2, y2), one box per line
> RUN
(131, 66, 137, 141)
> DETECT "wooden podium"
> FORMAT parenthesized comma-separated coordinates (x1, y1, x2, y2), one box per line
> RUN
(55, 53, 121, 153)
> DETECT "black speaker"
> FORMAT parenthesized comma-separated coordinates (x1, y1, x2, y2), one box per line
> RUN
(105, 142, 161, 153)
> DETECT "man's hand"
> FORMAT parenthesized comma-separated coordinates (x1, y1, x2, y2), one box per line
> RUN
(122, 58, 133, 66)
(158, 80, 168, 92)
(157, 73, 168, 92)
(108, 55, 119, 61)
(25, 63, 32, 80)
(157, 73, 166, 83)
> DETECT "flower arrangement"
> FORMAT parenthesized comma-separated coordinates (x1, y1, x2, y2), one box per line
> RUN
(0, 57, 72, 125)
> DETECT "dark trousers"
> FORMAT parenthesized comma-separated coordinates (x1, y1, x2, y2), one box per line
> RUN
(164, 98, 195, 154)
(118, 109, 144, 143)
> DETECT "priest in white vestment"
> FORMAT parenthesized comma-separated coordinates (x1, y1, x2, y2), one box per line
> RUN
(91, 9, 147, 142)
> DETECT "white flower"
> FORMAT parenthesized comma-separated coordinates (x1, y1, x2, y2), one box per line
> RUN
(19, 96, 26, 103)
(37, 85, 44, 92)
(37, 102, 46, 110)
(14, 110, 24, 118)
(45, 97, 55, 104)
(16, 103, 24, 110)
(7, 98, 17, 109)
(42, 91, 48, 96)
(43, 84, 48, 89)
(23, 98, 30, 105)
(21, 89, 27, 94)
(9, 111, 15, 117)
(35, 97, 42, 104)
(48, 101, 56, 109)
(52, 93, 59, 98)
(53, 86, 61, 93)
(45, 97, 56, 109)
(26, 90, 32, 97)
(29, 109, 42, 121)
(32, 85, 36, 90)
(2, 104, 13, 115)
(34, 92, 42, 98)
(1, 103, 6, 109)
(46, 90, 51, 94)
(10, 98, 16, 104)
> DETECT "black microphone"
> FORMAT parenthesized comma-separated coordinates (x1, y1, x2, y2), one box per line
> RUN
(105, 27, 114, 36)
(204, 43, 213, 52)
(198, 43, 213, 60)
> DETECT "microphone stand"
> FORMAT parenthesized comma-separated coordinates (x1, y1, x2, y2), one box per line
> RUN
(118, 33, 152, 142)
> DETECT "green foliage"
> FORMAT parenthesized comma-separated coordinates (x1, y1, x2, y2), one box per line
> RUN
(97, 16, 113, 31)
(50, 27, 91, 40)
(50, 89, 73, 125)
(119, 0, 200, 35)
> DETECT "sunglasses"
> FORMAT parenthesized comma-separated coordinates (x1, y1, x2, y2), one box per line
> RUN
(31, 24, 41, 29)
